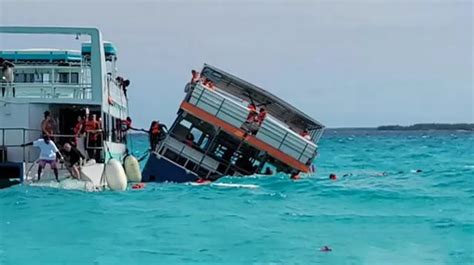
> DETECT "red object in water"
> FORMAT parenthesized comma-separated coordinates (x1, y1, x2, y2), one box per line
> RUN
(132, 183, 145, 190)
(329, 174, 337, 180)
(320, 246, 332, 252)
(290, 173, 301, 180)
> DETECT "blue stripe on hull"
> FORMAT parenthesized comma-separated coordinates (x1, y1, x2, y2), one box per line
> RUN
(141, 153, 198, 183)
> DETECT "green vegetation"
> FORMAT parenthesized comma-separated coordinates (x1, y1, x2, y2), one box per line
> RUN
(377, 123, 474, 131)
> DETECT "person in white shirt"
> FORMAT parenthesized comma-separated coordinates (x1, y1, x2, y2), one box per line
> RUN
(21, 135, 64, 182)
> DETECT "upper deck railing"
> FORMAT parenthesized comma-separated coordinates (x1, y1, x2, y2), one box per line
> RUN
(2, 82, 93, 100)
(187, 84, 320, 165)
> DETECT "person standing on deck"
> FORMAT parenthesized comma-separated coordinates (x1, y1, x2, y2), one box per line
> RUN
(300, 129, 311, 140)
(73, 116, 84, 146)
(84, 114, 100, 161)
(21, 135, 64, 182)
(1, 58, 15, 97)
(41, 111, 55, 138)
(257, 107, 267, 126)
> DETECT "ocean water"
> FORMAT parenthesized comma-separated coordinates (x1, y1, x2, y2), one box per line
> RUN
(0, 130, 473, 265)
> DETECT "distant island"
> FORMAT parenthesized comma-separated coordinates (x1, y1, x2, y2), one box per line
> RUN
(377, 123, 474, 131)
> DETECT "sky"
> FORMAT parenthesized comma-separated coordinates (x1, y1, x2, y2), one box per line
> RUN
(0, 0, 472, 128)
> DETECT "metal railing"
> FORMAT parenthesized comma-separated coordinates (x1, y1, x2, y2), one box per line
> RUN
(0, 82, 93, 100)
(188, 84, 318, 164)
(0, 128, 42, 162)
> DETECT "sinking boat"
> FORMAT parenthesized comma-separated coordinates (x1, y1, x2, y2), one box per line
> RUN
(142, 65, 325, 182)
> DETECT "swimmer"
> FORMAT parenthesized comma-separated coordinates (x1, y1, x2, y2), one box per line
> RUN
(329, 173, 337, 180)
(320, 246, 332, 252)
(290, 172, 301, 180)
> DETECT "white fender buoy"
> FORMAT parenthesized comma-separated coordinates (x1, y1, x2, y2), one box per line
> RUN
(105, 159, 127, 191)
(124, 155, 142, 182)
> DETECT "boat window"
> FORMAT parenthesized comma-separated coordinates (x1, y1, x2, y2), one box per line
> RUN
(199, 135, 209, 150)
(14, 73, 35, 83)
(111, 118, 117, 142)
(71, 73, 79, 84)
(179, 119, 192, 129)
(58, 73, 69, 83)
(42, 73, 50, 84)
(189, 127, 203, 144)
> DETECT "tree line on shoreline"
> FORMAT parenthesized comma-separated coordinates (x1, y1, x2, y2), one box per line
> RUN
(377, 123, 474, 131)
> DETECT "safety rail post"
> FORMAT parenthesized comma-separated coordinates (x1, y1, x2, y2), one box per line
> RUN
(297, 143, 309, 161)
(215, 99, 226, 116)
(195, 86, 206, 106)
(277, 132, 289, 149)
(22, 129, 26, 162)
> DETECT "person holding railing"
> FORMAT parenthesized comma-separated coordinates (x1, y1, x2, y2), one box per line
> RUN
(62, 143, 85, 180)
(21, 135, 64, 182)
(300, 129, 311, 140)
(257, 107, 267, 126)
(241, 103, 260, 135)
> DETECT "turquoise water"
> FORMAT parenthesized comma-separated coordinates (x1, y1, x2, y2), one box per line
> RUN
(1, 130, 473, 264)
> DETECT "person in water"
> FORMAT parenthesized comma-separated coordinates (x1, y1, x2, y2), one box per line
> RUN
(62, 142, 85, 179)
(21, 135, 64, 182)
(41, 111, 55, 137)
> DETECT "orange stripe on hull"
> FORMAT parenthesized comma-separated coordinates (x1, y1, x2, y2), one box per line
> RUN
(180, 101, 309, 172)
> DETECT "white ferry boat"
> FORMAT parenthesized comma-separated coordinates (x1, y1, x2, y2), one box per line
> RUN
(0, 26, 130, 189)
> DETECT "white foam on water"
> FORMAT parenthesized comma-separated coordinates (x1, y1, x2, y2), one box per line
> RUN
(29, 178, 98, 192)
(211, 183, 259, 189)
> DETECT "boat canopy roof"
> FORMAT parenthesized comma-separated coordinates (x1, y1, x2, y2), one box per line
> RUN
(81, 41, 117, 57)
(201, 64, 324, 131)
(0, 49, 82, 62)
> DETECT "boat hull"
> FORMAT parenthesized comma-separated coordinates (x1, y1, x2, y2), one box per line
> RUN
(141, 153, 198, 183)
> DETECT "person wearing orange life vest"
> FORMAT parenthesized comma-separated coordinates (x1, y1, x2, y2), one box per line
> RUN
(257, 107, 267, 126)
(84, 114, 100, 161)
(300, 129, 311, 140)
(73, 116, 84, 146)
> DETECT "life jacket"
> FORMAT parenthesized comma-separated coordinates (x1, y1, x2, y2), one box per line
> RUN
(73, 121, 83, 135)
(85, 120, 98, 141)
(246, 105, 258, 122)
(151, 124, 160, 135)
(257, 111, 267, 124)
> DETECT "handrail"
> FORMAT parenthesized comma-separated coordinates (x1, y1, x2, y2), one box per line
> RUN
(188, 86, 318, 162)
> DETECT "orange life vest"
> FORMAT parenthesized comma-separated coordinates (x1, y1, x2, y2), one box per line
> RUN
(151, 124, 160, 135)
(85, 120, 99, 141)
